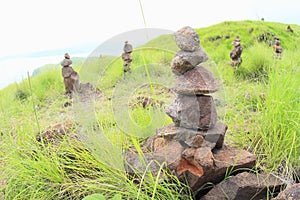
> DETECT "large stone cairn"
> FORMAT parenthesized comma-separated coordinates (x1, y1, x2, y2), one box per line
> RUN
(126, 26, 257, 194)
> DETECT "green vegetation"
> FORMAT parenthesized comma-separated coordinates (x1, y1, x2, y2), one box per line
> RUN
(0, 20, 300, 199)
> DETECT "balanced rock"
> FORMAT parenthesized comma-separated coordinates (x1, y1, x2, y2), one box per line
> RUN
(61, 58, 72, 67)
(156, 122, 227, 150)
(171, 49, 208, 75)
(173, 66, 221, 95)
(166, 94, 217, 130)
(174, 26, 200, 52)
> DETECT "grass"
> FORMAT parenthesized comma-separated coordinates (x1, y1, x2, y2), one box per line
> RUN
(0, 20, 300, 199)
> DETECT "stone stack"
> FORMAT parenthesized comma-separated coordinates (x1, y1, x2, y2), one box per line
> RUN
(126, 26, 256, 194)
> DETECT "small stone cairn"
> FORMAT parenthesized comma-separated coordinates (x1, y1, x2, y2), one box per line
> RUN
(121, 41, 133, 75)
(61, 53, 79, 96)
(126, 26, 257, 194)
(273, 36, 283, 59)
(230, 36, 243, 67)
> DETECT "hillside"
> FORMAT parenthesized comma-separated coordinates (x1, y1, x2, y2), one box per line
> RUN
(0, 20, 299, 199)
(32, 57, 86, 76)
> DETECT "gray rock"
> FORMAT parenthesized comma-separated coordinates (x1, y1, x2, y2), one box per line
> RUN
(61, 58, 72, 67)
(201, 172, 285, 200)
(62, 66, 74, 78)
(174, 26, 200, 51)
(156, 122, 227, 149)
(165, 94, 217, 130)
(171, 49, 208, 75)
(274, 183, 300, 200)
(173, 66, 221, 95)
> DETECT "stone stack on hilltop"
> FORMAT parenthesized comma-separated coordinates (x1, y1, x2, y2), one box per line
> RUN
(126, 27, 285, 198)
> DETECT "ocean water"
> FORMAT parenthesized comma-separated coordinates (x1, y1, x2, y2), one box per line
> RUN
(0, 54, 88, 90)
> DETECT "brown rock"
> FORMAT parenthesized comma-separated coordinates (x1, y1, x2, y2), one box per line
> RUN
(125, 140, 184, 176)
(152, 137, 166, 151)
(166, 94, 217, 130)
(201, 172, 285, 200)
(194, 147, 214, 170)
(173, 66, 221, 95)
(182, 148, 196, 159)
(274, 184, 300, 200)
(177, 158, 204, 177)
(178, 145, 256, 191)
(153, 140, 184, 171)
(190, 134, 204, 148)
(174, 26, 200, 52)
(171, 49, 208, 75)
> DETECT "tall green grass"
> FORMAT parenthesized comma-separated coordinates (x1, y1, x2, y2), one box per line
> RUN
(1, 20, 300, 199)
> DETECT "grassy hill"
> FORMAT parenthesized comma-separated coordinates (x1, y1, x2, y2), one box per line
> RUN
(0, 20, 299, 199)
(32, 57, 86, 77)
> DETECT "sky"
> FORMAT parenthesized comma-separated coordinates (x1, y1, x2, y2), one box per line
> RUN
(0, 0, 300, 89)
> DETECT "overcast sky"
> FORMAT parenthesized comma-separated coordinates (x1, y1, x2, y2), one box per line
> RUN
(0, 0, 299, 89)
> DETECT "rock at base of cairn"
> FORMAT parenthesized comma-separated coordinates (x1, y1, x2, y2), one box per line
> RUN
(274, 183, 300, 200)
(125, 144, 256, 192)
(201, 172, 285, 200)
(166, 94, 218, 130)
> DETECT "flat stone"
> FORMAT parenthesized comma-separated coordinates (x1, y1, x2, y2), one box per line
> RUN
(165, 94, 217, 130)
(173, 66, 221, 95)
(156, 122, 227, 149)
(61, 58, 72, 67)
(171, 49, 208, 75)
(274, 184, 300, 200)
(201, 172, 285, 200)
(174, 26, 200, 52)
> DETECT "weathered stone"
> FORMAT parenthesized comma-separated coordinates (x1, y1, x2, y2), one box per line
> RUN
(156, 122, 227, 149)
(153, 140, 184, 171)
(190, 134, 204, 148)
(62, 66, 74, 78)
(182, 148, 196, 159)
(177, 145, 256, 191)
(123, 41, 133, 53)
(173, 66, 221, 95)
(177, 158, 204, 177)
(201, 172, 285, 200)
(194, 147, 214, 170)
(171, 49, 208, 75)
(174, 26, 200, 52)
(152, 137, 166, 151)
(166, 94, 217, 130)
(274, 184, 300, 200)
(36, 121, 76, 143)
(61, 58, 72, 67)
(125, 140, 184, 176)
(125, 150, 160, 176)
